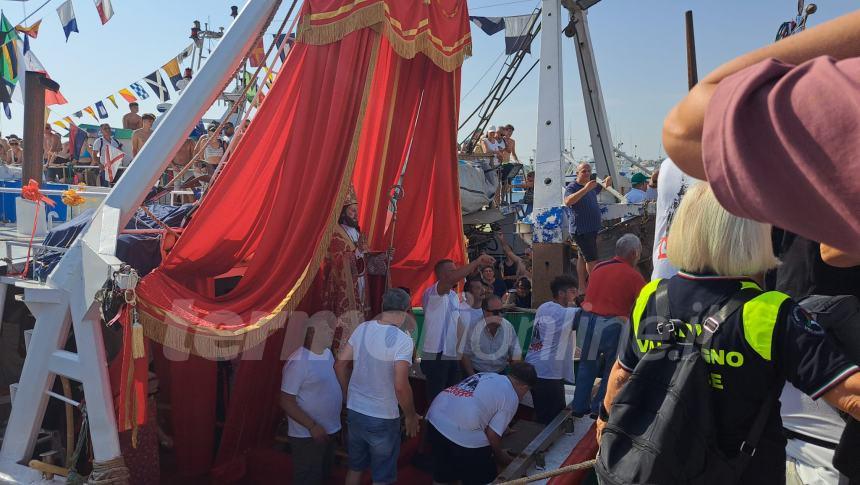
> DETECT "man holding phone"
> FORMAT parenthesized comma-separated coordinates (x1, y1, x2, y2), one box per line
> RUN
(564, 163, 612, 290)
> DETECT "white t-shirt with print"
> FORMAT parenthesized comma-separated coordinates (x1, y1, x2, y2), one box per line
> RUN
(525, 301, 580, 380)
(652, 158, 700, 280)
(346, 320, 414, 419)
(280, 347, 343, 438)
(427, 372, 520, 448)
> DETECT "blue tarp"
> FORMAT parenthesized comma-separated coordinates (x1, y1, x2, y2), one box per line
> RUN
(32, 204, 194, 281)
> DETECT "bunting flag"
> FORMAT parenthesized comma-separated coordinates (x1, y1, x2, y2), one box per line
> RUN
(0, 15, 19, 105)
(104, 144, 124, 183)
(95, 100, 109, 119)
(107, 94, 118, 108)
(15, 20, 41, 39)
(143, 71, 170, 102)
(272, 33, 295, 62)
(73, 110, 83, 118)
(129, 81, 150, 100)
(68, 123, 87, 160)
(118, 88, 137, 102)
(248, 38, 265, 67)
(57, 0, 79, 42)
(175, 43, 195, 64)
(504, 14, 538, 54)
(83, 106, 98, 122)
(63, 116, 73, 125)
(161, 58, 183, 90)
(0, 13, 19, 46)
(94, 0, 115, 25)
(53, 119, 68, 130)
(16, 37, 68, 106)
(469, 16, 505, 36)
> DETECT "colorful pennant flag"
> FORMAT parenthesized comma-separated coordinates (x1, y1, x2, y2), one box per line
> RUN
(0, 13, 20, 46)
(0, 14, 19, 104)
(504, 14, 538, 54)
(469, 16, 505, 36)
(118, 88, 137, 102)
(129, 82, 149, 100)
(94, 0, 115, 25)
(272, 33, 295, 62)
(63, 116, 72, 125)
(143, 71, 170, 102)
(107, 94, 118, 108)
(95, 100, 108, 119)
(83, 106, 98, 122)
(249, 38, 265, 67)
(73, 110, 83, 118)
(243, 71, 258, 103)
(53, 119, 68, 130)
(15, 20, 41, 39)
(57, 0, 79, 42)
(161, 58, 183, 91)
(68, 122, 87, 160)
(175, 43, 195, 64)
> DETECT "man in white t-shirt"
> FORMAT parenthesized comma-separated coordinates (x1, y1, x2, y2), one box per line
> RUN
(524, 275, 580, 424)
(280, 320, 342, 485)
(421, 255, 496, 402)
(426, 362, 537, 484)
(462, 295, 522, 375)
(651, 158, 700, 280)
(781, 383, 845, 485)
(335, 289, 420, 485)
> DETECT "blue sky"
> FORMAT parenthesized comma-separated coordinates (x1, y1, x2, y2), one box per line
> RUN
(1, 0, 857, 161)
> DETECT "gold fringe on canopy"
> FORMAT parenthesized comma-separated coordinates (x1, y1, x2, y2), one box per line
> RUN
(297, 0, 471, 73)
(139, 35, 382, 360)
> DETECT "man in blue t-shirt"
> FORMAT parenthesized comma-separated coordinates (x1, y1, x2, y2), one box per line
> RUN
(564, 163, 612, 289)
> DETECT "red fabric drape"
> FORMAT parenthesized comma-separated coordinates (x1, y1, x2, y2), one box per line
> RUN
(138, 29, 382, 358)
(140, 0, 470, 481)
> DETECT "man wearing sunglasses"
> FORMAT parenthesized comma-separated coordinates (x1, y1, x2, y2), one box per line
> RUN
(462, 295, 522, 376)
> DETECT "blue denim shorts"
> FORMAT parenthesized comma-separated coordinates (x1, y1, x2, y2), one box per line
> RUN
(347, 409, 401, 483)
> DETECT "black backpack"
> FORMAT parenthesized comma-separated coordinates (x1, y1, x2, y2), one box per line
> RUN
(596, 281, 775, 485)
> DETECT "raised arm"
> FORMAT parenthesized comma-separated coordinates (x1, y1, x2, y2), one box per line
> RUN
(564, 180, 598, 206)
(437, 254, 496, 294)
(663, 9, 860, 179)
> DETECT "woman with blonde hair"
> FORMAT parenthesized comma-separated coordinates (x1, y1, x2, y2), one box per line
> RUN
(596, 183, 860, 484)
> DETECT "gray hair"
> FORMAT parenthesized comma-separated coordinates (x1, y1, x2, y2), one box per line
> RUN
(615, 233, 642, 260)
(382, 288, 411, 312)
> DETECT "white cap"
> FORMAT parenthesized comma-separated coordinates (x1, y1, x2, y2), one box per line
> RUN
(487, 125, 498, 134)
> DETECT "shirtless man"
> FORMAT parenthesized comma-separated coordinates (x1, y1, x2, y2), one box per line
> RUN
(132, 113, 156, 157)
(122, 102, 143, 130)
(0, 133, 10, 164)
(500, 124, 519, 163)
(43, 124, 62, 162)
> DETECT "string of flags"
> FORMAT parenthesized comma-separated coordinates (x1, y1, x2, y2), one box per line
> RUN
(55, 0, 115, 42)
(469, 14, 539, 55)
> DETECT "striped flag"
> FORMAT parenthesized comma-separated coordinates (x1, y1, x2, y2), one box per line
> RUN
(272, 33, 295, 62)
(118, 88, 137, 102)
(143, 71, 170, 102)
(129, 81, 149, 100)
(63, 116, 73, 125)
(95, 100, 108, 119)
(57, 0, 79, 42)
(107, 94, 118, 108)
(94, 0, 115, 25)
(83, 106, 98, 122)
(504, 14, 538, 54)
(161, 58, 183, 90)
(175, 43, 195, 64)
(15, 20, 41, 39)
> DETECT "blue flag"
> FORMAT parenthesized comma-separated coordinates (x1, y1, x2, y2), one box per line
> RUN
(129, 82, 149, 99)
(56, 0, 79, 42)
(504, 14, 538, 55)
(469, 16, 505, 36)
(95, 100, 109, 119)
(273, 33, 295, 62)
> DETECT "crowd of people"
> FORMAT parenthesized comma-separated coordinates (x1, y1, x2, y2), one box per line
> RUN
(1, 98, 241, 189)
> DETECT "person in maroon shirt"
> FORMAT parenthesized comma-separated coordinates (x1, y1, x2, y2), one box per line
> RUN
(571, 234, 646, 418)
(662, 9, 860, 259)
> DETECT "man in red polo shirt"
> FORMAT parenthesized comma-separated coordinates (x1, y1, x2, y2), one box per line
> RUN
(571, 234, 646, 418)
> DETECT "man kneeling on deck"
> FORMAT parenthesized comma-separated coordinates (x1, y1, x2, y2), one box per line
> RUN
(427, 362, 538, 485)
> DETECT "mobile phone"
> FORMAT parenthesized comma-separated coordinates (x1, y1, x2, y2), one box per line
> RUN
(589, 173, 597, 181)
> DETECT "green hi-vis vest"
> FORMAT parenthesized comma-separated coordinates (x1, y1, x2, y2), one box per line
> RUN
(631, 278, 790, 362)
